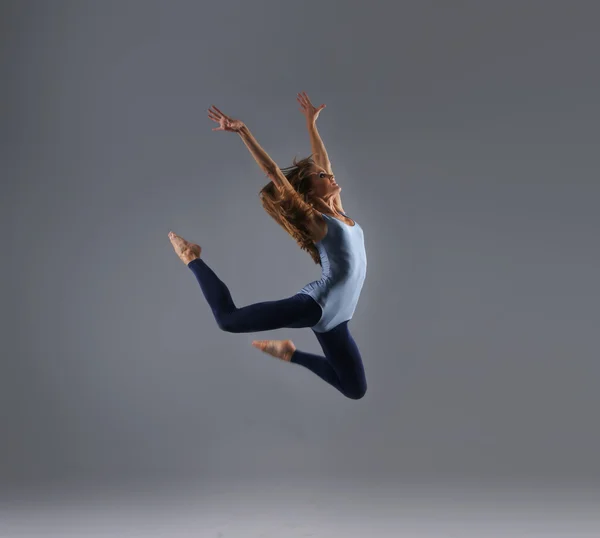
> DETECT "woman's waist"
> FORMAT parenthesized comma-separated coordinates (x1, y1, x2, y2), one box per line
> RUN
(310, 268, 367, 287)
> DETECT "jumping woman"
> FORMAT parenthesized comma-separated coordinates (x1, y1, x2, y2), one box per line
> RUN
(168, 92, 367, 400)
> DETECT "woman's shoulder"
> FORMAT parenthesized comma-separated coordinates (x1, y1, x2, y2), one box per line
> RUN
(305, 210, 328, 243)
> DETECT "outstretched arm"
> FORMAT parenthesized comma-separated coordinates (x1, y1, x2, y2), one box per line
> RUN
(237, 125, 281, 178)
(297, 92, 343, 212)
(207, 105, 313, 212)
(307, 121, 334, 176)
(297, 92, 333, 174)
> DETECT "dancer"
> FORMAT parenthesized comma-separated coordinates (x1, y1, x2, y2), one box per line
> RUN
(169, 92, 367, 399)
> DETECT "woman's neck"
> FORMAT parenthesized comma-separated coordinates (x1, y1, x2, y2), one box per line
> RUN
(311, 197, 338, 216)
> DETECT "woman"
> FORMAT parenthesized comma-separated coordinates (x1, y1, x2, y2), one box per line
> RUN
(168, 92, 367, 400)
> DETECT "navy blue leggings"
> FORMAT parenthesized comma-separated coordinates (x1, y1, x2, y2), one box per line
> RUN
(187, 258, 367, 400)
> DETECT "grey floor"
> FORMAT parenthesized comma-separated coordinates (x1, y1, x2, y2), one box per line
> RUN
(2, 481, 599, 537)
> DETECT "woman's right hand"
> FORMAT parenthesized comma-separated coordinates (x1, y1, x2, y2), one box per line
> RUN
(297, 91, 326, 123)
(207, 105, 245, 133)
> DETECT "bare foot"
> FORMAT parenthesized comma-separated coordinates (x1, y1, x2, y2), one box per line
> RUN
(168, 231, 201, 264)
(252, 339, 296, 362)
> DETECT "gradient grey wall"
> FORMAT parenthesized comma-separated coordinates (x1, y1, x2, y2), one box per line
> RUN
(3, 0, 599, 502)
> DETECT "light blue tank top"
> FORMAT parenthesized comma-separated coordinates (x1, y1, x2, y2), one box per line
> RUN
(298, 212, 367, 332)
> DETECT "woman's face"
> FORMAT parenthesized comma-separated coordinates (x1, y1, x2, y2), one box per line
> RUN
(306, 164, 341, 200)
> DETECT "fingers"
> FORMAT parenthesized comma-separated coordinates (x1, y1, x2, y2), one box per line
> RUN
(300, 91, 313, 106)
(297, 92, 309, 107)
(297, 92, 325, 113)
(207, 105, 231, 124)
(207, 105, 220, 123)
(210, 105, 228, 119)
(207, 105, 220, 117)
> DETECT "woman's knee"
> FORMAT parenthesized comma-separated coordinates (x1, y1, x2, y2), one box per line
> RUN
(216, 314, 241, 333)
(343, 379, 367, 400)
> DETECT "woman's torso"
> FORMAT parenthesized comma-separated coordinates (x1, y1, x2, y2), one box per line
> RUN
(298, 210, 367, 332)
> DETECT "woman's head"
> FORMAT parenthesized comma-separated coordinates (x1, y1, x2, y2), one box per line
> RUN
(259, 154, 337, 265)
(302, 162, 341, 200)
(268, 154, 340, 202)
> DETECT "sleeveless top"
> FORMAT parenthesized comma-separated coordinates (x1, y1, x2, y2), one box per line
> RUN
(298, 212, 367, 332)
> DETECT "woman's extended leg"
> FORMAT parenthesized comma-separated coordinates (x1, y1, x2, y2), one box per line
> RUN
(168, 232, 322, 332)
(290, 322, 367, 400)
(187, 257, 322, 332)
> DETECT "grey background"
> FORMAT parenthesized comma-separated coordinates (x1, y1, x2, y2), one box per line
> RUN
(2, 0, 599, 500)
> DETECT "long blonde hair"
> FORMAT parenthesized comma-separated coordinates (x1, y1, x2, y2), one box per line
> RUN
(259, 154, 321, 265)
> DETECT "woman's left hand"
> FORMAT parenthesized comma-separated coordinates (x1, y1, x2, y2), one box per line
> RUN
(297, 91, 326, 123)
(208, 105, 245, 133)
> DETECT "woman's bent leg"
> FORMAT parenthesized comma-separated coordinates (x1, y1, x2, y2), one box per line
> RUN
(187, 258, 322, 333)
(290, 321, 367, 400)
